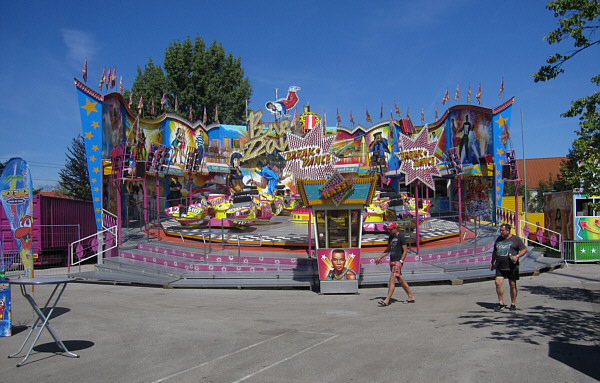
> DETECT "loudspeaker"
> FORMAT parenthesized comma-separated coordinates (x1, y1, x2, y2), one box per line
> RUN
(502, 164, 511, 179)
(136, 161, 146, 178)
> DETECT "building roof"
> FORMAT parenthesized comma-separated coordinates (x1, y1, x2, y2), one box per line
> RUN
(516, 157, 566, 189)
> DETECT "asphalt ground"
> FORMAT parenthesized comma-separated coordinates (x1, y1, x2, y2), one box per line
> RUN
(2, 264, 599, 382)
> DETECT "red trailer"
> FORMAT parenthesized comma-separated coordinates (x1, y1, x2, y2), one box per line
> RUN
(0, 193, 95, 266)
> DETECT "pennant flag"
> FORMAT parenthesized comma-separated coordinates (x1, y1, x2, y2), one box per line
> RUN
(82, 57, 87, 82)
(203, 105, 207, 124)
(189, 103, 193, 121)
(128, 93, 132, 108)
(455, 83, 460, 101)
(214, 103, 218, 122)
(119, 75, 123, 93)
(291, 107, 298, 129)
(350, 111, 355, 126)
(336, 108, 341, 125)
(323, 110, 327, 131)
(442, 88, 449, 105)
(435, 103, 438, 120)
(99, 67, 106, 90)
(380, 102, 383, 119)
(111, 67, 116, 88)
(467, 83, 472, 103)
(138, 95, 143, 114)
(407, 107, 411, 120)
(366, 109, 372, 123)
(476, 83, 482, 104)
(421, 105, 425, 123)
(161, 93, 166, 110)
(174, 95, 178, 112)
(394, 100, 401, 117)
(151, 99, 155, 116)
(499, 77, 504, 98)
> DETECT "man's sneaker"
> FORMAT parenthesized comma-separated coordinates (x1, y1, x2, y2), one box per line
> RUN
(494, 304, 506, 312)
(509, 304, 517, 311)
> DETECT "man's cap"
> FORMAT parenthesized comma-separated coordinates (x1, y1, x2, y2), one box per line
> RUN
(385, 222, 398, 230)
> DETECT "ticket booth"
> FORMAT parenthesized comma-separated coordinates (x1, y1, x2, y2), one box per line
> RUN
(297, 173, 377, 294)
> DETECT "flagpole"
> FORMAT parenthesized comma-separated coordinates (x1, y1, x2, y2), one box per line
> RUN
(521, 108, 528, 223)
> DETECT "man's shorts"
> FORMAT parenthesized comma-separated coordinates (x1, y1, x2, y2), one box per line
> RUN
(390, 261, 402, 277)
(495, 266, 519, 281)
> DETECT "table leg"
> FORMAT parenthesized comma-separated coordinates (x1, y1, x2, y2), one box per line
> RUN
(9, 283, 79, 366)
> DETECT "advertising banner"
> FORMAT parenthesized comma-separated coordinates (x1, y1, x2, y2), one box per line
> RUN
(0, 282, 10, 337)
(317, 248, 361, 281)
(0, 157, 34, 278)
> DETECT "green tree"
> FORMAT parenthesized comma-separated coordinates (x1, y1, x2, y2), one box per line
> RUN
(58, 135, 91, 201)
(128, 57, 167, 118)
(131, 35, 252, 124)
(534, 0, 600, 208)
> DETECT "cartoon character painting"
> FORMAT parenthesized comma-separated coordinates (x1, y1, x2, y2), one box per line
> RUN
(14, 215, 33, 272)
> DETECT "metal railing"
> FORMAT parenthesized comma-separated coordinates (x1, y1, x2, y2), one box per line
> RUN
(69, 213, 119, 270)
(518, 219, 562, 254)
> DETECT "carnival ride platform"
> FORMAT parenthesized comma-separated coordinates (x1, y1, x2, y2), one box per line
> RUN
(161, 215, 462, 247)
(69, 218, 564, 289)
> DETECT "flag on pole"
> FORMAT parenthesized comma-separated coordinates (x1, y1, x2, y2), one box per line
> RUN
(442, 88, 449, 105)
(189, 104, 193, 121)
(160, 93, 166, 110)
(421, 105, 424, 123)
(499, 77, 504, 98)
(174, 95, 178, 112)
(336, 108, 341, 125)
(128, 93, 132, 108)
(455, 83, 460, 101)
(350, 111, 355, 126)
(119, 75, 123, 93)
(137, 95, 143, 114)
(291, 107, 298, 130)
(394, 100, 401, 117)
(380, 102, 383, 119)
(366, 109, 372, 123)
(468, 83, 472, 103)
(203, 105, 207, 124)
(214, 103, 219, 122)
(99, 67, 106, 90)
(476, 84, 482, 104)
(435, 103, 438, 120)
(82, 57, 87, 82)
(407, 107, 411, 120)
(323, 110, 327, 131)
(111, 67, 116, 88)
(151, 99, 155, 116)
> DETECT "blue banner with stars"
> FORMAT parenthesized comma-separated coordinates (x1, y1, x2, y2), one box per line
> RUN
(76, 81, 104, 230)
(492, 103, 513, 211)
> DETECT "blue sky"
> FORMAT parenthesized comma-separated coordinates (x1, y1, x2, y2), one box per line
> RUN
(1, 1, 597, 188)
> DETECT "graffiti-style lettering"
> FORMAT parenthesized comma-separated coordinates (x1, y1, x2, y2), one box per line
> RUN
(242, 110, 292, 162)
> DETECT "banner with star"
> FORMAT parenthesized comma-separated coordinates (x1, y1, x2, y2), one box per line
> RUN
(397, 125, 441, 190)
(75, 79, 104, 229)
(492, 99, 514, 211)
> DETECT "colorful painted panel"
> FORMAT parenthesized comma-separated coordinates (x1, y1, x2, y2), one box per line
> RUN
(544, 192, 573, 241)
(317, 248, 360, 281)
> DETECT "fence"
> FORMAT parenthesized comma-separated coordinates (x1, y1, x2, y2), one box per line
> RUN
(563, 240, 600, 263)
